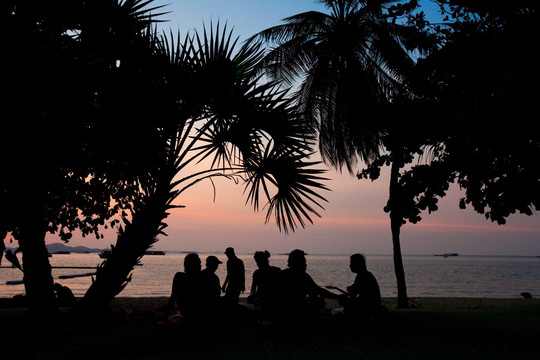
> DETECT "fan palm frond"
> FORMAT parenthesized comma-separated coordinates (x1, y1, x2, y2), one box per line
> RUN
(154, 22, 330, 232)
(243, 144, 329, 233)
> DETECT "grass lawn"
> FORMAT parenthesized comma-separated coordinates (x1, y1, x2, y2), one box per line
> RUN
(1, 298, 539, 359)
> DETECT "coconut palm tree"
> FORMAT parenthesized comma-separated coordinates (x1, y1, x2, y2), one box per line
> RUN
(247, 0, 438, 308)
(80, 23, 328, 310)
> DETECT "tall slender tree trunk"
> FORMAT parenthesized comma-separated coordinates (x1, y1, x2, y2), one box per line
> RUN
(18, 207, 57, 316)
(389, 160, 409, 308)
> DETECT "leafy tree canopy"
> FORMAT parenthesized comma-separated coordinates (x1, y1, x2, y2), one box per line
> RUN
(0, 0, 167, 241)
(409, 1, 540, 224)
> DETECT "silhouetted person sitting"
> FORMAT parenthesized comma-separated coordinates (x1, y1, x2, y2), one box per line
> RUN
(222, 247, 245, 306)
(168, 253, 204, 322)
(277, 249, 340, 322)
(342, 253, 384, 319)
(249, 250, 280, 321)
(201, 255, 223, 310)
(54, 282, 76, 307)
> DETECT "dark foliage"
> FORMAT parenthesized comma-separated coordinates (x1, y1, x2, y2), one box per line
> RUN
(416, 1, 540, 224)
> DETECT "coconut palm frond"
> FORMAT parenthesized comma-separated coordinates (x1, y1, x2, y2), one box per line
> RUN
(246, 11, 327, 85)
(246, 10, 328, 46)
(249, 0, 439, 173)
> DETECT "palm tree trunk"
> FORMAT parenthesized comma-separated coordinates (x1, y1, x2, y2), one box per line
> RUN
(79, 226, 152, 311)
(79, 176, 174, 312)
(389, 160, 409, 308)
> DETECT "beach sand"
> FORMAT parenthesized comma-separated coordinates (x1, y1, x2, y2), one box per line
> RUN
(107, 296, 540, 312)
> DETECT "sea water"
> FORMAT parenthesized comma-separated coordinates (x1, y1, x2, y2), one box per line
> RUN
(1, 253, 539, 299)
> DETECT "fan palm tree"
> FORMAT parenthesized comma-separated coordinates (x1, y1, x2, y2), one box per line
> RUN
(247, 0, 438, 308)
(80, 23, 329, 310)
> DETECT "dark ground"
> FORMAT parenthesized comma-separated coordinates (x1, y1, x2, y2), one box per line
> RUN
(1, 297, 539, 359)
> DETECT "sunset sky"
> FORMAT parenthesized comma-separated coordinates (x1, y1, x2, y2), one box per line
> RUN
(50, 0, 540, 256)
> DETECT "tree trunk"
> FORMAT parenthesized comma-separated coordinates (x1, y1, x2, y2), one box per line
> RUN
(389, 160, 409, 308)
(79, 228, 149, 312)
(79, 177, 174, 312)
(390, 213, 408, 308)
(18, 215, 58, 316)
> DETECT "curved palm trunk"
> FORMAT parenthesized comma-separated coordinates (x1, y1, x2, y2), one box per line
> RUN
(79, 174, 175, 312)
(389, 159, 409, 308)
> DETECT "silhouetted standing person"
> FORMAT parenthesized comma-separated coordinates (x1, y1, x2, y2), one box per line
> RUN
(277, 249, 340, 321)
(222, 247, 245, 305)
(168, 253, 204, 320)
(250, 251, 280, 321)
(344, 253, 384, 318)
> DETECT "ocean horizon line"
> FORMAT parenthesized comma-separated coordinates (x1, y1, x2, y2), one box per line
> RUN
(5, 243, 538, 258)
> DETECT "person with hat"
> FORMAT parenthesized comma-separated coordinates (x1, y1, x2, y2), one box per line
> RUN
(201, 255, 223, 303)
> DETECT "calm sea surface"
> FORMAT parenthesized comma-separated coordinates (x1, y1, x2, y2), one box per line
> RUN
(1, 253, 539, 299)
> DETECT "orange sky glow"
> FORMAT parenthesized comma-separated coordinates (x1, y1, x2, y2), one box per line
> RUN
(43, 1, 540, 256)
(51, 164, 540, 256)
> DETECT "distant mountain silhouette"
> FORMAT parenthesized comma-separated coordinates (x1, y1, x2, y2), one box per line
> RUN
(46, 243, 103, 254)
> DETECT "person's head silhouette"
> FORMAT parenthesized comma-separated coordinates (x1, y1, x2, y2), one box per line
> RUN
(287, 249, 307, 271)
(349, 253, 367, 273)
(205, 255, 222, 272)
(254, 250, 271, 268)
(225, 247, 235, 258)
(184, 253, 201, 274)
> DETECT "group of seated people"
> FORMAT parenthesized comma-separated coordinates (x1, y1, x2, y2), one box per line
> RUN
(166, 249, 385, 325)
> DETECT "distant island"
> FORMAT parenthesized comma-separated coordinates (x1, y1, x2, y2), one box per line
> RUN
(4, 242, 173, 255)
(46, 243, 102, 254)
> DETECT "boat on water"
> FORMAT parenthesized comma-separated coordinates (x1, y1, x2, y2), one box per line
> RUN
(434, 253, 459, 258)
(99, 250, 111, 259)
(145, 250, 166, 255)
(99, 249, 165, 258)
